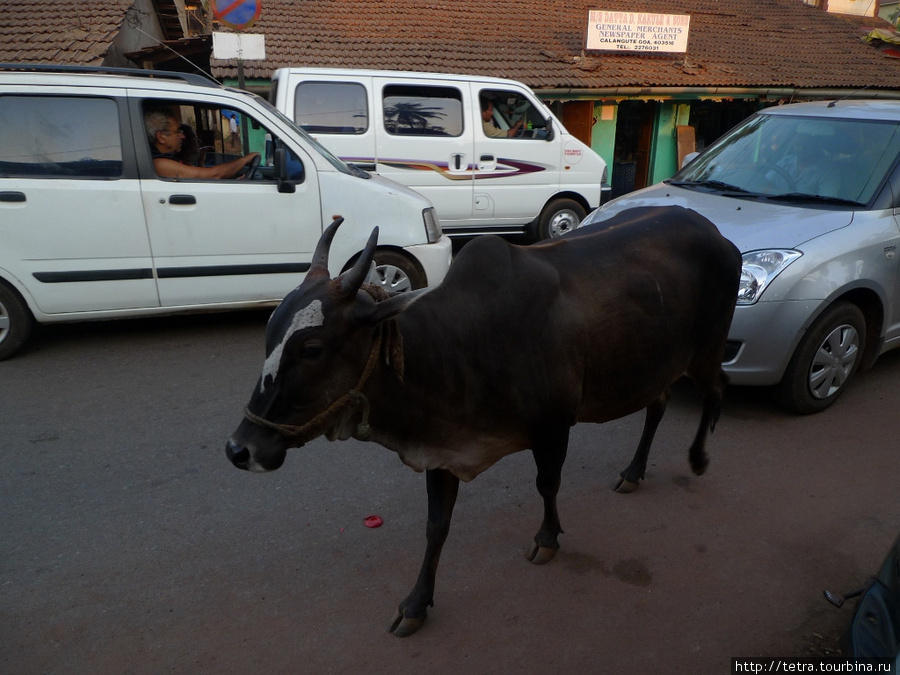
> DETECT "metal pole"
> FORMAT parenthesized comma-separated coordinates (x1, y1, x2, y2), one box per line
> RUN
(236, 59, 250, 150)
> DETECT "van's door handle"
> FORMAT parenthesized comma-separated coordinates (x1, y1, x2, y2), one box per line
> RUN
(477, 154, 497, 172)
(0, 191, 26, 203)
(168, 194, 196, 205)
(450, 153, 464, 171)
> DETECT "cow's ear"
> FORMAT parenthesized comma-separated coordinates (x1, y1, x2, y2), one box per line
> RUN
(368, 287, 432, 325)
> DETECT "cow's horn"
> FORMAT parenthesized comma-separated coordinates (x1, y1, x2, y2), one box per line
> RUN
(339, 227, 379, 296)
(309, 217, 345, 279)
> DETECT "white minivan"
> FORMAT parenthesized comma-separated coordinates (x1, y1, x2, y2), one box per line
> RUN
(0, 64, 452, 360)
(270, 68, 611, 239)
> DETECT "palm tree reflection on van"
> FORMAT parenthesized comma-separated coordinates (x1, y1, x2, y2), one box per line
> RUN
(384, 101, 447, 135)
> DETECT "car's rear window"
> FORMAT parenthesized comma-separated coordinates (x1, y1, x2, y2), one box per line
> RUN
(0, 96, 123, 179)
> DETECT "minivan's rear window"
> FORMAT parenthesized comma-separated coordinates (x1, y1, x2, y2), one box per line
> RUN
(0, 96, 122, 178)
(294, 82, 368, 135)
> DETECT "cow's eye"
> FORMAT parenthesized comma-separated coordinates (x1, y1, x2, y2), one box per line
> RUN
(300, 341, 324, 360)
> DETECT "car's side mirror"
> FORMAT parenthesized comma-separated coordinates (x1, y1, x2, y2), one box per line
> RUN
(275, 147, 295, 194)
(545, 117, 554, 141)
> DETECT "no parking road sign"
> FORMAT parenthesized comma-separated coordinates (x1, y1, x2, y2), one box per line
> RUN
(211, 0, 261, 31)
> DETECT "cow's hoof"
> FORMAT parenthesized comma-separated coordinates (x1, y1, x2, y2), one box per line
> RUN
(690, 456, 709, 476)
(527, 543, 557, 565)
(389, 610, 425, 637)
(689, 445, 709, 476)
(614, 474, 640, 493)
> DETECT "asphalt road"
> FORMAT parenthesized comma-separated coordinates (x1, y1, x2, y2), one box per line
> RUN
(3, 311, 900, 674)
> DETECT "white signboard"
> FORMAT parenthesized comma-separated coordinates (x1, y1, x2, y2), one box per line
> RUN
(212, 32, 266, 60)
(586, 11, 691, 53)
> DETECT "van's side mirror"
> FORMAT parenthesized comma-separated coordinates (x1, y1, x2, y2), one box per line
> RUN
(275, 148, 296, 194)
(545, 117, 554, 141)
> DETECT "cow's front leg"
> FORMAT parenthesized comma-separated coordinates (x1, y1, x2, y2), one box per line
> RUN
(527, 425, 570, 565)
(389, 468, 459, 637)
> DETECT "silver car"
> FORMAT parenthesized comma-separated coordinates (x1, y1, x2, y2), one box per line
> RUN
(580, 100, 900, 413)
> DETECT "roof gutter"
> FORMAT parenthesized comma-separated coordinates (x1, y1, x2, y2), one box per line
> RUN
(533, 86, 900, 101)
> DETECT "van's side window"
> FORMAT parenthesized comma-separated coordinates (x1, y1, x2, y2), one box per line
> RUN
(294, 82, 368, 134)
(480, 89, 545, 139)
(0, 96, 122, 178)
(382, 85, 463, 137)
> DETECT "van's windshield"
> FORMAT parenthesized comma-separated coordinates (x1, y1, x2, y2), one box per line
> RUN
(253, 93, 369, 178)
(669, 112, 900, 206)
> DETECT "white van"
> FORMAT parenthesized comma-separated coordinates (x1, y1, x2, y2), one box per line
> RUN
(0, 64, 452, 360)
(270, 68, 611, 239)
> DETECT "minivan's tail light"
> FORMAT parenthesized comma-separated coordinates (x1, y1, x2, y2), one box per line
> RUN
(423, 207, 442, 243)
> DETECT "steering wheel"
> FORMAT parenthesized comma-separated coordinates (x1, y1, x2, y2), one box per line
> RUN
(764, 163, 797, 193)
(241, 154, 261, 180)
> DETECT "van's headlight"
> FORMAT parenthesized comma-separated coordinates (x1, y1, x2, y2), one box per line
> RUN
(423, 207, 442, 243)
(737, 249, 802, 305)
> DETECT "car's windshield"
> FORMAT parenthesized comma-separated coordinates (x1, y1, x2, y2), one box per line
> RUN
(250, 91, 367, 177)
(671, 111, 900, 206)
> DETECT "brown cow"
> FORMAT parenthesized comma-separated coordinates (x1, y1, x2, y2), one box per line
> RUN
(226, 205, 742, 636)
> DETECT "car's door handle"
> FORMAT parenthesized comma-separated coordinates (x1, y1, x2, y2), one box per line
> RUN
(480, 154, 494, 162)
(0, 191, 26, 203)
(168, 194, 196, 205)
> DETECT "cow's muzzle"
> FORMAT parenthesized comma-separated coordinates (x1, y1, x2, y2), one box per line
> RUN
(225, 438, 286, 473)
(226, 440, 251, 470)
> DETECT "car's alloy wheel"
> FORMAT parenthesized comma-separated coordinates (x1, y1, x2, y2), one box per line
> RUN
(775, 301, 865, 414)
(367, 250, 426, 295)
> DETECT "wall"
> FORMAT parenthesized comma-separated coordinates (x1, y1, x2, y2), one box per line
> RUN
(825, 0, 877, 16)
(107, 0, 166, 66)
(591, 103, 617, 184)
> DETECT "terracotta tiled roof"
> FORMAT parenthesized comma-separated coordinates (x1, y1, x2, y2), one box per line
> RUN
(209, 0, 900, 92)
(1, 0, 136, 65)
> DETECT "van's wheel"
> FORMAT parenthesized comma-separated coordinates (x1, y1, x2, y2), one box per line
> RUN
(774, 302, 865, 414)
(368, 250, 426, 295)
(535, 199, 586, 240)
(0, 281, 34, 361)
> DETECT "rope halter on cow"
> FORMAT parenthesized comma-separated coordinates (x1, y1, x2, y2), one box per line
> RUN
(242, 284, 404, 444)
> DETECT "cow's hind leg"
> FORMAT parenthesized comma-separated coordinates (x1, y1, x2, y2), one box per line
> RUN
(527, 425, 570, 565)
(615, 388, 670, 493)
(390, 468, 459, 638)
(688, 368, 728, 476)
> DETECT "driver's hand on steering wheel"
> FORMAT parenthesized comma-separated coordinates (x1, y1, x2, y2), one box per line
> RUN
(236, 152, 261, 180)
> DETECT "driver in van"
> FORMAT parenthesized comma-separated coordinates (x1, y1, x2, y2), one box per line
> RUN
(145, 111, 259, 179)
(480, 98, 524, 138)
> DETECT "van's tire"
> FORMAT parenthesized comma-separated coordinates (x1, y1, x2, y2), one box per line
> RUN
(0, 281, 34, 361)
(369, 250, 426, 295)
(774, 302, 865, 414)
(534, 198, 586, 240)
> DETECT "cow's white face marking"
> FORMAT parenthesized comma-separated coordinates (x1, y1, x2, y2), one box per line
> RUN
(260, 299, 324, 393)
